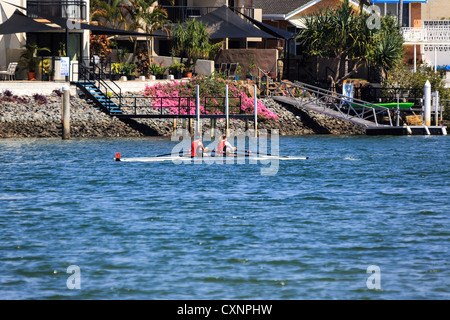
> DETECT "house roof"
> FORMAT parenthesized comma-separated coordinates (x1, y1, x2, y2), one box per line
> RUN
(195, 6, 278, 39)
(254, 0, 372, 19)
(236, 10, 297, 39)
(253, 0, 313, 16)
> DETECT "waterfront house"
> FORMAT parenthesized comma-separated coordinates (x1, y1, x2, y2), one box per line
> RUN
(154, 1, 289, 79)
(158, 0, 262, 53)
(395, 0, 450, 71)
(0, 0, 91, 80)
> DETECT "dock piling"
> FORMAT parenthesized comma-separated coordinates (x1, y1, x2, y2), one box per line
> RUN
(62, 85, 70, 140)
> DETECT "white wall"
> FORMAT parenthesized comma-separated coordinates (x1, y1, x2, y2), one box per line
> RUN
(422, 0, 450, 21)
(0, 0, 90, 75)
(0, 0, 26, 67)
(422, 45, 450, 67)
(152, 56, 214, 76)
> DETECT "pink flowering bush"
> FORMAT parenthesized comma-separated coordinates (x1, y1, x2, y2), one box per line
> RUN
(142, 74, 278, 120)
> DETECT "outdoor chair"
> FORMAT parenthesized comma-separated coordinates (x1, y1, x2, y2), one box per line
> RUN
(187, 8, 201, 18)
(219, 63, 227, 75)
(227, 63, 237, 80)
(0, 62, 18, 80)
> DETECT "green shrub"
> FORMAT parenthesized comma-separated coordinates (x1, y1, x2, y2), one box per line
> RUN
(383, 63, 450, 120)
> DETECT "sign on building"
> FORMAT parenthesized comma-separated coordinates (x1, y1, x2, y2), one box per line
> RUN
(60, 57, 70, 76)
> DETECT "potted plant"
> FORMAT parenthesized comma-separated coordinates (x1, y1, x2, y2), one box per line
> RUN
(183, 62, 193, 78)
(111, 63, 122, 80)
(39, 58, 51, 81)
(19, 43, 50, 80)
(149, 63, 167, 79)
(169, 61, 185, 79)
(235, 63, 241, 81)
(160, 66, 168, 79)
(184, 68, 193, 78)
(246, 57, 256, 80)
(156, 64, 167, 79)
(124, 62, 136, 80)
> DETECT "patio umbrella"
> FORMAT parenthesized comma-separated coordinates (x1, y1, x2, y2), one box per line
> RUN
(0, 9, 60, 34)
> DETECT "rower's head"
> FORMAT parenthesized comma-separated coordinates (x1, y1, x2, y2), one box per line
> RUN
(195, 135, 201, 140)
(222, 133, 227, 140)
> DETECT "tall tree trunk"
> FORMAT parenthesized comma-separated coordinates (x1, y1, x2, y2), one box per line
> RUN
(334, 54, 342, 90)
(146, 36, 152, 66)
(398, 0, 404, 27)
(132, 36, 138, 62)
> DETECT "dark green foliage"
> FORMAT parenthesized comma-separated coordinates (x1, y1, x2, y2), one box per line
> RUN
(297, 0, 404, 87)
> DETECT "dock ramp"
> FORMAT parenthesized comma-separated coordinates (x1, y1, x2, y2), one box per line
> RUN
(270, 81, 393, 128)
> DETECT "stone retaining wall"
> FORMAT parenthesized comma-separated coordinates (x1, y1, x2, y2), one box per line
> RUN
(0, 91, 365, 138)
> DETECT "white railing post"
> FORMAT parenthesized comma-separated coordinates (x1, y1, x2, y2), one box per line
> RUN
(434, 90, 439, 125)
(196, 84, 200, 136)
(225, 84, 229, 136)
(424, 80, 432, 126)
(254, 84, 258, 137)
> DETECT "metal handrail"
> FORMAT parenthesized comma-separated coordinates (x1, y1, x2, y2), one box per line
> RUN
(89, 57, 122, 107)
(272, 81, 393, 127)
(117, 95, 244, 116)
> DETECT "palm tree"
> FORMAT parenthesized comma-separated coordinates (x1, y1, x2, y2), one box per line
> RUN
(298, 1, 369, 88)
(121, 0, 170, 64)
(398, 0, 404, 27)
(91, 0, 127, 57)
(297, 0, 404, 87)
(371, 15, 405, 79)
(91, 0, 126, 30)
(171, 19, 211, 74)
(142, 4, 170, 63)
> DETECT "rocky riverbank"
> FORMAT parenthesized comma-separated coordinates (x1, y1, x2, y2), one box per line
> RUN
(0, 90, 365, 138)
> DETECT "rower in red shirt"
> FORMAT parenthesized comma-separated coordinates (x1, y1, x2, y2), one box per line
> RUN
(191, 136, 205, 157)
(216, 133, 236, 156)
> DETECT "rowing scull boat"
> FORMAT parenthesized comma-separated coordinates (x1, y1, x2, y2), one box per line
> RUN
(114, 153, 308, 162)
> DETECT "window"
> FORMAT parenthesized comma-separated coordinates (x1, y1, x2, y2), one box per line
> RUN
(27, 1, 86, 20)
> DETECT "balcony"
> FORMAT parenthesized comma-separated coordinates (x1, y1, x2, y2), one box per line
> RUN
(27, 0, 87, 21)
(161, 6, 255, 23)
(402, 26, 450, 44)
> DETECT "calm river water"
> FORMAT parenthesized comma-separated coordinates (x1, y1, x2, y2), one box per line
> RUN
(0, 135, 448, 300)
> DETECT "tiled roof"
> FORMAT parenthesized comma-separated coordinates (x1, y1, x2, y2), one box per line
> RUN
(253, 0, 313, 15)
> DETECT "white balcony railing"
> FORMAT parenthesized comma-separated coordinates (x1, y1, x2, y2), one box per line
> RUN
(401, 27, 450, 44)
